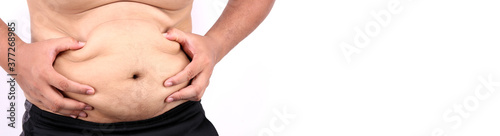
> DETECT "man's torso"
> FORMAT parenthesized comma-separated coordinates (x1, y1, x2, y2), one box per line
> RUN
(27, 0, 194, 123)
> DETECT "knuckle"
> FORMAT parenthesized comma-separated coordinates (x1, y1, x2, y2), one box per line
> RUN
(193, 97, 201, 101)
(194, 85, 204, 92)
(70, 110, 80, 116)
(58, 80, 70, 91)
(186, 70, 196, 79)
(31, 87, 42, 95)
(193, 93, 203, 101)
(49, 101, 63, 112)
(31, 84, 44, 94)
(176, 94, 183, 100)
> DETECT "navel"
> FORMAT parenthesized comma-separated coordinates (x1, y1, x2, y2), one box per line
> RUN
(131, 73, 140, 80)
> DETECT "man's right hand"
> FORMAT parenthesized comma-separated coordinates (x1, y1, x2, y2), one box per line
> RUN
(17, 37, 94, 118)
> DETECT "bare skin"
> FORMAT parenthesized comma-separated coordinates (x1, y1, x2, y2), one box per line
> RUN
(27, 0, 192, 123)
(0, 0, 275, 122)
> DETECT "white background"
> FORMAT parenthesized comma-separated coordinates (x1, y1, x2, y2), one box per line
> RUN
(1, 0, 500, 136)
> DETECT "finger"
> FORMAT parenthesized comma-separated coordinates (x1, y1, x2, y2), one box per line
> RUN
(166, 71, 211, 102)
(166, 85, 200, 102)
(29, 86, 92, 118)
(44, 68, 95, 95)
(163, 28, 195, 59)
(46, 101, 91, 118)
(59, 109, 89, 119)
(164, 28, 189, 45)
(50, 37, 85, 55)
(164, 58, 203, 87)
(39, 87, 91, 117)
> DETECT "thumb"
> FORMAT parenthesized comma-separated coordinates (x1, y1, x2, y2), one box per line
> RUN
(164, 28, 189, 45)
(163, 28, 196, 58)
(52, 37, 85, 54)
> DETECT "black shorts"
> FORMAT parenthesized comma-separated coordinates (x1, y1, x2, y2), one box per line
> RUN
(21, 100, 218, 136)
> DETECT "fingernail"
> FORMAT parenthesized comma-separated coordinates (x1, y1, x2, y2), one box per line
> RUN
(86, 89, 94, 95)
(78, 41, 86, 46)
(162, 33, 168, 37)
(84, 105, 93, 110)
(70, 115, 77, 119)
(164, 81, 173, 87)
(79, 112, 87, 118)
(167, 97, 174, 103)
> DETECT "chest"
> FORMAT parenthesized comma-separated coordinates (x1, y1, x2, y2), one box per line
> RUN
(44, 0, 192, 13)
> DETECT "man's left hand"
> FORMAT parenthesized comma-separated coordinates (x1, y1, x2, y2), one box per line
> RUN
(162, 28, 221, 102)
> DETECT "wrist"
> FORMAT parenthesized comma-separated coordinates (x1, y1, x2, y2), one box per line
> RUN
(204, 34, 228, 63)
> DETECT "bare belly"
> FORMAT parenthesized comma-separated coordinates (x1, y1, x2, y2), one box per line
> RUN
(53, 20, 190, 123)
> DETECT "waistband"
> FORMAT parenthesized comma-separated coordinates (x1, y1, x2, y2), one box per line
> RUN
(25, 100, 218, 135)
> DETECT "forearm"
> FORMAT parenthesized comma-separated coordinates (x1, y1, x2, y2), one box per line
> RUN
(205, 0, 275, 62)
(0, 18, 24, 74)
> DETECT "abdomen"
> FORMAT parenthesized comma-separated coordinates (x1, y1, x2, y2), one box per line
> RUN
(53, 20, 190, 123)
